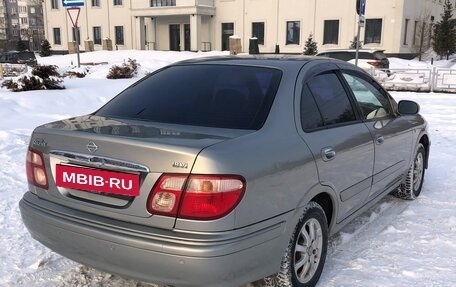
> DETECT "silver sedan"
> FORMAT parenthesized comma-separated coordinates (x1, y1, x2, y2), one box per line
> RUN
(20, 56, 429, 287)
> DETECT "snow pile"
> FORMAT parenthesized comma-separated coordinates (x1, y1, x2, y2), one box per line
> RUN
(0, 51, 455, 287)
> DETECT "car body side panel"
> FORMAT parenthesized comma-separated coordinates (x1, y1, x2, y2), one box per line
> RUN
(363, 116, 414, 200)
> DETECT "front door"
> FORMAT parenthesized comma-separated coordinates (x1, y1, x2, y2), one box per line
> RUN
(169, 24, 180, 51)
(341, 72, 414, 201)
(184, 24, 190, 51)
(221, 23, 234, 51)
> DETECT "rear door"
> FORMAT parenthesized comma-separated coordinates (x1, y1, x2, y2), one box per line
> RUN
(296, 66, 374, 222)
(340, 71, 414, 201)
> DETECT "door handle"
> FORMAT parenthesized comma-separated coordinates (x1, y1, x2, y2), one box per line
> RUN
(321, 147, 336, 162)
(376, 135, 384, 145)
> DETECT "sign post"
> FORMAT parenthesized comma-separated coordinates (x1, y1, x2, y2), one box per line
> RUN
(63, 0, 84, 67)
(355, 0, 366, 67)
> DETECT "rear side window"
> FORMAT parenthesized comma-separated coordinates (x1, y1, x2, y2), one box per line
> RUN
(359, 52, 376, 60)
(96, 65, 282, 130)
(306, 72, 356, 126)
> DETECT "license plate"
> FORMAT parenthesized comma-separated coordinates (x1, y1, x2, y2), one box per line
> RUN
(55, 164, 140, 196)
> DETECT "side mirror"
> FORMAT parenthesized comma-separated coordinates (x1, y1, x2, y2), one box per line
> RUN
(398, 100, 420, 115)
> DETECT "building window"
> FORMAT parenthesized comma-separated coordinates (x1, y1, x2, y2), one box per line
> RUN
(20, 17, 27, 24)
(113, 0, 122, 5)
(252, 22, 265, 45)
(92, 0, 100, 7)
(51, 0, 58, 9)
(323, 20, 339, 45)
(403, 18, 409, 45)
(364, 18, 382, 44)
(53, 27, 61, 45)
(30, 18, 36, 25)
(30, 7, 35, 13)
(115, 26, 124, 45)
(286, 21, 300, 45)
(413, 20, 418, 45)
(93, 26, 102, 45)
(150, 0, 176, 6)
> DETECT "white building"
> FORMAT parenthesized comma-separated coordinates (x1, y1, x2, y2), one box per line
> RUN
(43, 0, 448, 56)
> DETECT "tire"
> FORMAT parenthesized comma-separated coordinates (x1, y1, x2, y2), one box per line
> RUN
(394, 143, 426, 200)
(273, 202, 329, 287)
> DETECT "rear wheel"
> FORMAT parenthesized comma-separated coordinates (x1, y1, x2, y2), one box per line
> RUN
(273, 202, 328, 287)
(394, 143, 426, 200)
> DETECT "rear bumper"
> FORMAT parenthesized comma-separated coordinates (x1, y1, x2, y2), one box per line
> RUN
(19, 192, 287, 287)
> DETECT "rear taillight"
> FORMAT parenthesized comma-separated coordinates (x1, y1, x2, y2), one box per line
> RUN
(26, 148, 48, 189)
(367, 61, 380, 67)
(147, 174, 246, 220)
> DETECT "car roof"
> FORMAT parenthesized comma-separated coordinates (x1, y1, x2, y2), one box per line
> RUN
(170, 55, 339, 69)
(166, 55, 366, 80)
(317, 49, 385, 53)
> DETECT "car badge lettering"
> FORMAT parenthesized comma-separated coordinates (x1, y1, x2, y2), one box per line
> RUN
(86, 142, 98, 153)
(172, 161, 188, 169)
(32, 138, 47, 147)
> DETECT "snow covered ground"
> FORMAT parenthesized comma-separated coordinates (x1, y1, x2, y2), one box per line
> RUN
(0, 51, 455, 287)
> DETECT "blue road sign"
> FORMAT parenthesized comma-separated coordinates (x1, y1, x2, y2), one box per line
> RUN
(62, 0, 84, 7)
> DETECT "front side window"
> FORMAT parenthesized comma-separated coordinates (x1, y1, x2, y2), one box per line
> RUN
(53, 27, 61, 45)
(307, 72, 356, 126)
(252, 22, 265, 45)
(323, 20, 339, 45)
(286, 21, 300, 45)
(93, 26, 102, 45)
(115, 26, 124, 45)
(113, 0, 122, 5)
(342, 73, 392, 120)
(96, 65, 282, 130)
(365, 19, 382, 44)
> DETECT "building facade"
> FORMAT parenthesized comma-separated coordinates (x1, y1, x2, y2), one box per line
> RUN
(0, 0, 44, 51)
(43, 0, 448, 55)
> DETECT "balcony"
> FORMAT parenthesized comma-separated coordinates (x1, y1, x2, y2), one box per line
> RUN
(131, 0, 215, 16)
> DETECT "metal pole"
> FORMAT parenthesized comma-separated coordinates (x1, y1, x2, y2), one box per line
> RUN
(355, 16, 361, 66)
(75, 25, 81, 67)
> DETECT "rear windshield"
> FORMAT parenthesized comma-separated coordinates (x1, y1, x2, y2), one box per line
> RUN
(96, 65, 282, 130)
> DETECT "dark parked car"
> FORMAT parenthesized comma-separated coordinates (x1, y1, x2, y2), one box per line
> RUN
(0, 51, 37, 66)
(20, 56, 429, 287)
(316, 49, 390, 73)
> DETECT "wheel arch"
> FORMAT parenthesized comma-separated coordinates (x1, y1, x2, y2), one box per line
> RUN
(419, 134, 430, 169)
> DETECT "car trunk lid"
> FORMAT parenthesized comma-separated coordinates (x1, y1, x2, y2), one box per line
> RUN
(30, 115, 249, 228)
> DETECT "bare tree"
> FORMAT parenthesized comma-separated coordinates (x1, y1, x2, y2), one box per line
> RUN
(412, 10, 432, 61)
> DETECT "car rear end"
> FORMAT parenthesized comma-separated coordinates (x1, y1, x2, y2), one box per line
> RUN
(20, 60, 291, 286)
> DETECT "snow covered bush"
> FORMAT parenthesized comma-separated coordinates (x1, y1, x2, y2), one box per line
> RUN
(2, 75, 42, 92)
(65, 66, 89, 78)
(1, 64, 64, 92)
(107, 58, 139, 79)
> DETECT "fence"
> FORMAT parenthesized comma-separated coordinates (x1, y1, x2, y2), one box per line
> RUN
(370, 67, 456, 93)
(0, 64, 29, 77)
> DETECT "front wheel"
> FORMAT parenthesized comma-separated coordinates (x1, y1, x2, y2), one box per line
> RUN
(394, 143, 426, 200)
(273, 202, 329, 287)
